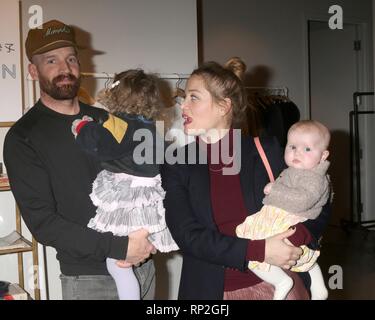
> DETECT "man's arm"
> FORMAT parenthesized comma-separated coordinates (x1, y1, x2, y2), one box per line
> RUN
(4, 128, 128, 262)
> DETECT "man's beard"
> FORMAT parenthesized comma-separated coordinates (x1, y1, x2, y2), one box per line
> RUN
(39, 73, 81, 100)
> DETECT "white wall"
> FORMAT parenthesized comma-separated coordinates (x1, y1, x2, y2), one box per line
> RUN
(0, 0, 197, 300)
(0, 0, 33, 300)
(0, 0, 23, 122)
(21, 0, 198, 108)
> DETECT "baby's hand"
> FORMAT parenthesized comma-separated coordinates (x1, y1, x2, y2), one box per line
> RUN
(264, 182, 274, 195)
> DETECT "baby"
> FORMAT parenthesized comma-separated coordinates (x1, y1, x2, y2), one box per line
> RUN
(236, 120, 331, 300)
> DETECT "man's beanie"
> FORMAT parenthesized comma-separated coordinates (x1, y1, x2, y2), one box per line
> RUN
(25, 19, 77, 61)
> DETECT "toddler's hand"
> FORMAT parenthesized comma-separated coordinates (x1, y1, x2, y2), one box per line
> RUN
(71, 116, 93, 138)
(264, 182, 274, 195)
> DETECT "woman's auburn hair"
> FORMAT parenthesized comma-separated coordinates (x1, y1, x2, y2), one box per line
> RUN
(191, 57, 249, 129)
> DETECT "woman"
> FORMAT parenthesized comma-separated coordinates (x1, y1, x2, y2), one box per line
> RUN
(160, 57, 330, 300)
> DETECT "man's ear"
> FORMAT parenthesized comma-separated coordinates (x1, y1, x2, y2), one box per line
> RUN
(28, 63, 39, 81)
(321, 150, 330, 161)
(219, 98, 232, 116)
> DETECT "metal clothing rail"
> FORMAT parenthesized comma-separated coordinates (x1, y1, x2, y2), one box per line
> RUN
(26, 72, 191, 104)
(81, 72, 191, 80)
(26, 72, 191, 80)
(343, 92, 375, 232)
(246, 86, 289, 98)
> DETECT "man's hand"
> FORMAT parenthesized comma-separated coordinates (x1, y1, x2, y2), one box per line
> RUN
(116, 229, 155, 268)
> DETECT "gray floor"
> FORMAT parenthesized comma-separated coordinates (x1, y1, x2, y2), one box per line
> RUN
(319, 225, 375, 300)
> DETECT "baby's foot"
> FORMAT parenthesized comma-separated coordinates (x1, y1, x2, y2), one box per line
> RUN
(273, 277, 294, 300)
(311, 286, 328, 300)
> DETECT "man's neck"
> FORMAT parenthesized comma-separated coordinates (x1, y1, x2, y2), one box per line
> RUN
(40, 92, 80, 115)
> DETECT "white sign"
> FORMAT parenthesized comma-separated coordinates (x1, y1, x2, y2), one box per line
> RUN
(329, 5, 344, 30)
(0, 0, 23, 122)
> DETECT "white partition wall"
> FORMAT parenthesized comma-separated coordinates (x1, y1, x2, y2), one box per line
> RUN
(0, 0, 23, 121)
(0, 0, 22, 282)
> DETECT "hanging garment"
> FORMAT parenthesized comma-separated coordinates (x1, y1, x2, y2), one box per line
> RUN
(258, 98, 300, 147)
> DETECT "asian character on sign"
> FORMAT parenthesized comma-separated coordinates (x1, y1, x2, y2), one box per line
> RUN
(5, 43, 15, 54)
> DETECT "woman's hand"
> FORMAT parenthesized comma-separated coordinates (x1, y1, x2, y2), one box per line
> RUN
(264, 228, 303, 269)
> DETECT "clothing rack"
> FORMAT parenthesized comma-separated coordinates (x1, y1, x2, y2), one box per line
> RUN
(81, 72, 191, 80)
(26, 72, 190, 105)
(246, 86, 289, 98)
(342, 92, 375, 232)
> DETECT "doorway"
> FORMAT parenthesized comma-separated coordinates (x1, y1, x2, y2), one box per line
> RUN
(308, 21, 364, 227)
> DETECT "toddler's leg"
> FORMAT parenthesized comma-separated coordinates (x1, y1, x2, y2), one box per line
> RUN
(309, 263, 328, 300)
(251, 265, 294, 300)
(106, 258, 140, 300)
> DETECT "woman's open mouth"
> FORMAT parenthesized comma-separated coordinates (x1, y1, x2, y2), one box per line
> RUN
(182, 114, 193, 126)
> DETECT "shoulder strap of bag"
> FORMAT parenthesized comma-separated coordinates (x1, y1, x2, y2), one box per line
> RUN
(254, 137, 275, 182)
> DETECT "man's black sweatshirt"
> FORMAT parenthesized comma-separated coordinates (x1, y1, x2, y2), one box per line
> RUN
(4, 100, 128, 276)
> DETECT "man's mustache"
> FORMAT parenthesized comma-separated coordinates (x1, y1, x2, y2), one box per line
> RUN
(53, 74, 79, 84)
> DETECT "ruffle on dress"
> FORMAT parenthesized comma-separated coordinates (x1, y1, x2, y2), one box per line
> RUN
(88, 170, 178, 252)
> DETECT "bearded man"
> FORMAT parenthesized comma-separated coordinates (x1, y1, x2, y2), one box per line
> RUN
(4, 19, 155, 300)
